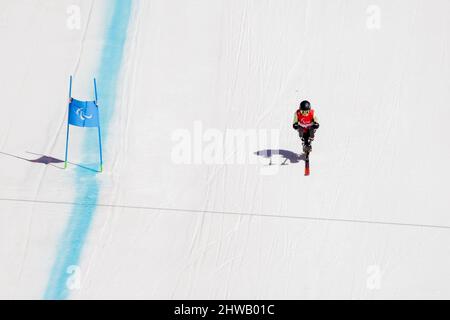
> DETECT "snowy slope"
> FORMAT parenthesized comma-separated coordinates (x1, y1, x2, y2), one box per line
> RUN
(1, 0, 450, 299)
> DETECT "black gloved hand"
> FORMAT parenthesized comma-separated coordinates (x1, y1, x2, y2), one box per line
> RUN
(312, 122, 320, 130)
(293, 123, 300, 130)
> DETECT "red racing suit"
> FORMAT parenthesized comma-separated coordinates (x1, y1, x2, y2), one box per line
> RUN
(293, 109, 317, 133)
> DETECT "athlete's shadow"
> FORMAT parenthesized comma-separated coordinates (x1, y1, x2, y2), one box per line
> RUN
(254, 149, 306, 165)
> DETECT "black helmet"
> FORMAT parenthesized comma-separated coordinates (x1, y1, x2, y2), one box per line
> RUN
(300, 100, 311, 111)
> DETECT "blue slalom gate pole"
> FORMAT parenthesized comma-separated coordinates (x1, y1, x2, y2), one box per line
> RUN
(94, 78, 103, 172)
(64, 76, 73, 169)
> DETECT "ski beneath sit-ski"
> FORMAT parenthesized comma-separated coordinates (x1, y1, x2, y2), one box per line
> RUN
(304, 152, 310, 176)
(302, 141, 312, 176)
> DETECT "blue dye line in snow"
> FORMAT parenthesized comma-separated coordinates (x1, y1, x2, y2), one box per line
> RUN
(44, 1, 133, 300)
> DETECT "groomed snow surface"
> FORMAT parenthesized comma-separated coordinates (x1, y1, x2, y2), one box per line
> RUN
(1, 0, 450, 299)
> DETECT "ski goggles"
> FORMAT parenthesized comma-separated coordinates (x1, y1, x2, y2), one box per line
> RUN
(299, 110, 310, 115)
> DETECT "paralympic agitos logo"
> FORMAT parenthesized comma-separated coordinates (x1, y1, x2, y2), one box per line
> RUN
(75, 107, 93, 120)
